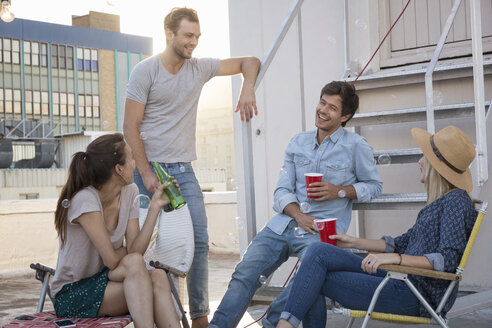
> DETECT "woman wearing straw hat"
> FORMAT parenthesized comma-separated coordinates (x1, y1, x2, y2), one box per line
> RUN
(277, 126, 478, 328)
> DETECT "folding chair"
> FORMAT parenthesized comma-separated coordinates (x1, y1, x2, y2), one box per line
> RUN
(340, 201, 487, 328)
(3, 261, 189, 328)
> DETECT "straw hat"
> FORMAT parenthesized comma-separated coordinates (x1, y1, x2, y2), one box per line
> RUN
(411, 126, 476, 192)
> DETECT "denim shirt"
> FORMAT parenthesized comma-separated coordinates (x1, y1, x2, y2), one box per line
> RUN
(382, 189, 476, 317)
(266, 127, 382, 235)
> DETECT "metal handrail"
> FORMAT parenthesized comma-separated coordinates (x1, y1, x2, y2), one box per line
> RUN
(424, 0, 487, 186)
(424, 0, 462, 134)
(241, 0, 304, 243)
(470, 0, 488, 186)
(253, 0, 304, 90)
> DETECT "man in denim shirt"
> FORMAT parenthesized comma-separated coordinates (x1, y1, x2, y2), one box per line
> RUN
(210, 81, 382, 328)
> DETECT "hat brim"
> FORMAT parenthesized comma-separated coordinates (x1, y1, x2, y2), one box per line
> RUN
(411, 128, 473, 192)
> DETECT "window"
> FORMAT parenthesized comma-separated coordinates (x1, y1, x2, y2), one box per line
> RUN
(52, 92, 59, 116)
(67, 46, 73, 70)
(84, 59, 91, 71)
(13, 89, 21, 114)
(60, 93, 67, 116)
(3, 38, 11, 63)
(84, 48, 91, 71)
(91, 49, 98, 72)
(23, 41, 31, 66)
(85, 95, 92, 117)
(41, 91, 49, 116)
(0, 89, 4, 113)
(25, 90, 33, 115)
(12, 39, 20, 64)
(20, 193, 39, 199)
(59, 45, 66, 69)
(40, 43, 47, 67)
(5, 89, 13, 113)
(33, 91, 41, 115)
(77, 48, 83, 71)
(32, 42, 39, 66)
(78, 95, 85, 117)
(93, 95, 100, 118)
(51, 44, 58, 68)
(0, 38, 2, 62)
(68, 93, 75, 117)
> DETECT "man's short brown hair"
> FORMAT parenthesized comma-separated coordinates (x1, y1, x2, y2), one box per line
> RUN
(164, 7, 199, 35)
(320, 81, 359, 127)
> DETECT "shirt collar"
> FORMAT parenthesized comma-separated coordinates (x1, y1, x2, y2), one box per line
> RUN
(313, 126, 344, 149)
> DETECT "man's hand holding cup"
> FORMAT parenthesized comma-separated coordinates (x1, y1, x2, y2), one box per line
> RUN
(305, 173, 338, 201)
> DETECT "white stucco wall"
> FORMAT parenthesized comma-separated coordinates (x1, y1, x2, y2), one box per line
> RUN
(0, 193, 239, 274)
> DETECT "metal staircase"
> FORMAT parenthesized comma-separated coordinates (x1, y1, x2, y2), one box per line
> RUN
(348, 0, 488, 211)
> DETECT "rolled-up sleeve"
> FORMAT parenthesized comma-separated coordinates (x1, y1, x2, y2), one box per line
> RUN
(352, 139, 382, 202)
(424, 253, 445, 271)
(273, 140, 298, 214)
(381, 235, 396, 253)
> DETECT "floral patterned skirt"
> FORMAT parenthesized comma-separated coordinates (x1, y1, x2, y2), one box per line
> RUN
(54, 267, 109, 318)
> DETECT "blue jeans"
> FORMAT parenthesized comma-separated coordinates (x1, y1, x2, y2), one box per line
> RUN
(281, 242, 421, 328)
(134, 162, 209, 319)
(209, 220, 320, 328)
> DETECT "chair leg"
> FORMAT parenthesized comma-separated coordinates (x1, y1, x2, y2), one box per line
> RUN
(403, 278, 448, 328)
(361, 275, 391, 328)
(166, 271, 190, 328)
(346, 317, 355, 328)
(36, 273, 51, 313)
(31, 263, 55, 313)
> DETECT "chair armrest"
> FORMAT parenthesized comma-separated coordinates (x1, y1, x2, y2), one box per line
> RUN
(379, 264, 461, 281)
(149, 260, 187, 277)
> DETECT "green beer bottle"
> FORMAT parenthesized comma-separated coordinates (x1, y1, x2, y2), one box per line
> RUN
(152, 162, 187, 210)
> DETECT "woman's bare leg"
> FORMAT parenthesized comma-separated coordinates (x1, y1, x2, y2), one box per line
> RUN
(149, 269, 181, 327)
(276, 319, 295, 328)
(100, 253, 154, 328)
(97, 281, 128, 316)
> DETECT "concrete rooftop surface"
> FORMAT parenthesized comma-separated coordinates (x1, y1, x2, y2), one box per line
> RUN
(2, 252, 492, 328)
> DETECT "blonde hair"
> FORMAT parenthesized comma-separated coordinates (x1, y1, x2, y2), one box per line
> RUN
(424, 157, 456, 203)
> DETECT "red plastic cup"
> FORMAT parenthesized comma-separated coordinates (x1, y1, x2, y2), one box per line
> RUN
(315, 218, 337, 246)
(305, 173, 323, 199)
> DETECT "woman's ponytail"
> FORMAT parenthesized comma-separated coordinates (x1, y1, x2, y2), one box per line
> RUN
(54, 151, 91, 247)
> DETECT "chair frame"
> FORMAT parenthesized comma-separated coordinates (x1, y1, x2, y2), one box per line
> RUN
(30, 261, 190, 328)
(344, 201, 487, 328)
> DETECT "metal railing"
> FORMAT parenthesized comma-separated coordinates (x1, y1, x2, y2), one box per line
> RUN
(241, 0, 305, 243)
(425, 0, 487, 187)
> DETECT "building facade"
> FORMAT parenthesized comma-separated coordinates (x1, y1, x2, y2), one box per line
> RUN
(0, 11, 152, 169)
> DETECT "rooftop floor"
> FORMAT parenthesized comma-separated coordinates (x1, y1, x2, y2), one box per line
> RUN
(1, 252, 492, 328)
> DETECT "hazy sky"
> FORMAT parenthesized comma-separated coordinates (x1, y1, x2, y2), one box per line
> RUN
(10, 0, 234, 109)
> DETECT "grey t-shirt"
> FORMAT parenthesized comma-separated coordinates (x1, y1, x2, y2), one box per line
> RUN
(50, 184, 139, 297)
(126, 55, 220, 163)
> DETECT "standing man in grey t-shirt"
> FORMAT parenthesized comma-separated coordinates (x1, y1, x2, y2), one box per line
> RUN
(124, 7, 260, 328)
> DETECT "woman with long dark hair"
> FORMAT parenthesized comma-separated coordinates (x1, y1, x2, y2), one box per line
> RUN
(51, 133, 180, 327)
(277, 126, 477, 328)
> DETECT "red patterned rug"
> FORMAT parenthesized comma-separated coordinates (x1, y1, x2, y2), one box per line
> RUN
(2, 311, 132, 328)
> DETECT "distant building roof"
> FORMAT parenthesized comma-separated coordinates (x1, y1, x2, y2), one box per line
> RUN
(0, 16, 152, 54)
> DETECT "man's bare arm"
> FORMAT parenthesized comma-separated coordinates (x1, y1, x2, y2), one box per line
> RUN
(217, 57, 260, 122)
(123, 99, 159, 193)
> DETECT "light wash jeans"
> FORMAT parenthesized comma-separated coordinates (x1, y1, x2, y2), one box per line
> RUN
(281, 242, 421, 328)
(209, 220, 320, 328)
(134, 162, 209, 319)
